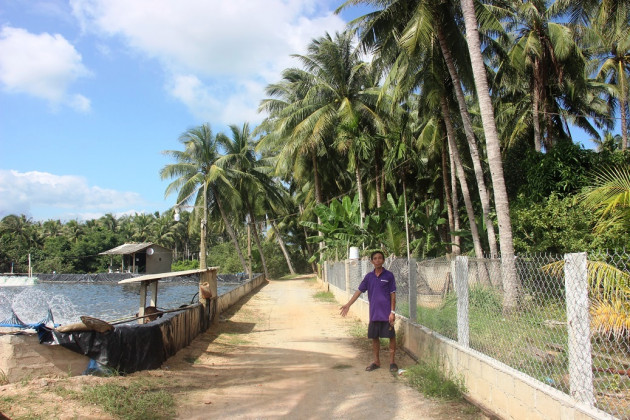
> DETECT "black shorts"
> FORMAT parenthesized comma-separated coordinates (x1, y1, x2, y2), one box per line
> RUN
(367, 321, 395, 339)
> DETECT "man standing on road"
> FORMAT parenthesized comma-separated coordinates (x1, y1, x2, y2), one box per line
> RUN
(340, 250, 397, 372)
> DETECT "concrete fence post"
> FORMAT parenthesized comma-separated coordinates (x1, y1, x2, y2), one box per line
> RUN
(344, 259, 350, 294)
(408, 258, 417, 322)
(323, 261, 328, 283)
(349, 259, 359, 294)
(455, 256, 469, 347)
(564, 252, 595, 406)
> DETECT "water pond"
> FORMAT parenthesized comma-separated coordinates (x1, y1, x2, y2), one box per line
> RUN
(0, 279, 240, 326)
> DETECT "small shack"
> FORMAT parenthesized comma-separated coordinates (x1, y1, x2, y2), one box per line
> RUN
(99, 242, 172, 274)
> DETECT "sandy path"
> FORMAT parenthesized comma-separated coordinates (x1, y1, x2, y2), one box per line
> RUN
(164, 277, 483, 420)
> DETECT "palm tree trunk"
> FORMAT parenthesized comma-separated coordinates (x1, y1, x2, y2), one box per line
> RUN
(375, 145, 382, 208)
(211, 185, 249, 274)
(355, 157, 365, 227)
(442, 137, 457, 256)
(299, 203, 318, 273)
(532, 59, 542, 152)
(312, 150, 325, 255)
(200, 182, 208, 269)
(460, 0, 520, 312)
(436, 27, 498, 257)
(272, 220, 295, 274)
(440, 98, 485, 260)
(450, 150, 461, 255)
(248, 205, 269, 280)
(381, 167, 386, 203)
(620, 61, 628, 150)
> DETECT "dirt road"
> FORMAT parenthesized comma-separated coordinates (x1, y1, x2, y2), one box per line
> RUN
(0, 276, 484, 419)
(169, 277, 482, 419)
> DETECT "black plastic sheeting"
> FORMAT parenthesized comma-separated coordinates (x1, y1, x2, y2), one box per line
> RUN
(37, 302, 213, 374)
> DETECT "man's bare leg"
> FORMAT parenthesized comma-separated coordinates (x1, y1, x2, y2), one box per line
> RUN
(389, 338, 396, 364)
(372, 338, 381, 366)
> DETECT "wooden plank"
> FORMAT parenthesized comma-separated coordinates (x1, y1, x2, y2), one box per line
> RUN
(118, 267, 219, 284)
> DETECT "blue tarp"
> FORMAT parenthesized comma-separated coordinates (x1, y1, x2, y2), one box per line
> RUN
(0, 308, 55, 329)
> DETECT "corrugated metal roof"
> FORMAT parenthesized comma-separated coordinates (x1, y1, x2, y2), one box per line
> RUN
(99, 242, 154, 255)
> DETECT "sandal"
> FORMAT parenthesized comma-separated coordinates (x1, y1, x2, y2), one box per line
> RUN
(389, 363, 399, 372)
(365, 363, 380, 371)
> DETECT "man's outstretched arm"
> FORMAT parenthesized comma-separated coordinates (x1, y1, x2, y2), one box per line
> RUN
(340, 290, 362, 317)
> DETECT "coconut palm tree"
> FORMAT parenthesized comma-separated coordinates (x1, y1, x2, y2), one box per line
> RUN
(341, 0, 499, 257)
(504, 0, 607, 151)
(217, 123, 285, 280)
(161, 123, 248, 273)
(588, 8, 630, 150)
(131, 213, 154, 242)
(459, 0, 520, 311)
(580, 165, 630, 234)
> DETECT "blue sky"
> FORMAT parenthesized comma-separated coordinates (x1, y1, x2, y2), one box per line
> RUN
(0, 1, 604, 223)
(0, 0, 369, 221)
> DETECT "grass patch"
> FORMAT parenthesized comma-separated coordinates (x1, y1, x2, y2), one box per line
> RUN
(183, 356, 199, 364)
(0, 369, 8, 385)
(332, 364, 353, 370)
(348, 320, 367, 338)
(313, 291, 336, 302)
(51, 385, 80, 399)
(415, 288, 574, 388)
(405, 360, 466, 399)
(80, 381, 175, 420)
(220, 332, 249, 345)
(0, 395, 18, 412)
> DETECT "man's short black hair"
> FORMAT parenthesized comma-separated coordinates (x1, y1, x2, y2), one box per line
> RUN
(370, 250, 385, 260)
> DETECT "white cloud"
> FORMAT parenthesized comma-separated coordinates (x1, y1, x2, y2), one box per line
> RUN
(0, 170, 145, 220)
(167, 74, 265, 125)
(70, 0, 346, 123)
(0, 26, 92, 111)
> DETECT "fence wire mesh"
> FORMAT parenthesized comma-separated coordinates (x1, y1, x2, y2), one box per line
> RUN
(324, 251, 629, 419)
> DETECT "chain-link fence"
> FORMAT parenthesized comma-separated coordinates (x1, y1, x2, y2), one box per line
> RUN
(325, 251, 630, 419)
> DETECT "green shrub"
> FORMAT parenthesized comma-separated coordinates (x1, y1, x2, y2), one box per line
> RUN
(171, 259, 200, 271)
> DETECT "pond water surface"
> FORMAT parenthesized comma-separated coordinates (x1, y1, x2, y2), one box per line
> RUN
(0, 279, 239, 325)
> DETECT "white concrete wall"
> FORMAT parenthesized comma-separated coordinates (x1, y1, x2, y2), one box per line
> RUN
(216, 275, 267, 314)
(323, 278, 614, 420)
(0, 333, 91, 383)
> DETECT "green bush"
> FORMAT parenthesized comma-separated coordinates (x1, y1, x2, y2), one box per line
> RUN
(207, 242, 246, 274)
(171, 259, 200, 271)
(511, 193, 629, 253)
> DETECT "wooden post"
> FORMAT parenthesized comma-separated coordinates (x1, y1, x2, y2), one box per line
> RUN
(149, 280, 158, 307)
(132, 253, 136, 274)
(138, 281, 147, 324)
(564, 252, 594, 406)
(199, 268, 218, 325)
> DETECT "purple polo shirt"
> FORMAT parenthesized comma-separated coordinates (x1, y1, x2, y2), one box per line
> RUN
(358, 268, 396, 322)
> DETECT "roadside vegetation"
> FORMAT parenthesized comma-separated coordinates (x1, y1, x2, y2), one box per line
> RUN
(1, 1, 628, 285)
(0, 377, 175, 420)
